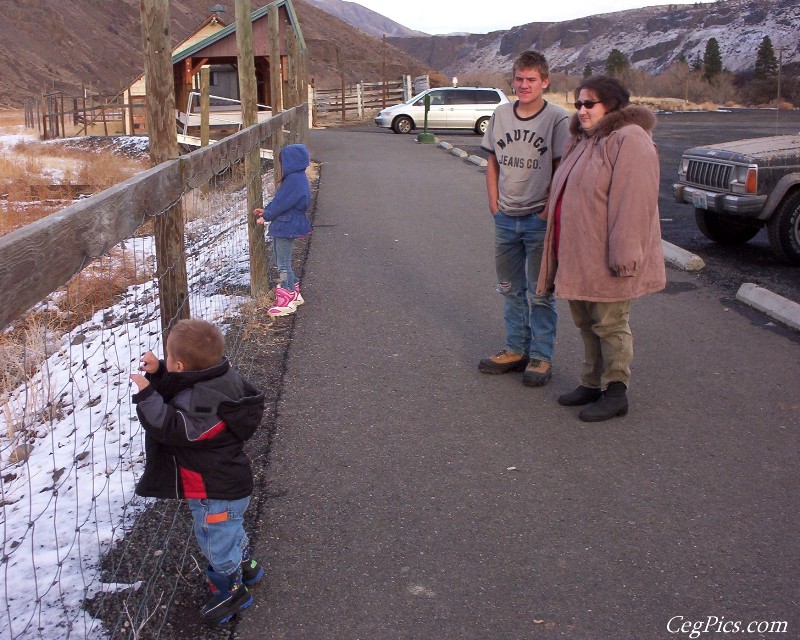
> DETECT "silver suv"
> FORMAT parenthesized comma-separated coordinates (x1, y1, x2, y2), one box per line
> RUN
(375, 87, 510, 135)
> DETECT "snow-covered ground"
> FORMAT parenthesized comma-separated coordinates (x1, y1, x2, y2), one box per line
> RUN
(0, 133, 259, 639)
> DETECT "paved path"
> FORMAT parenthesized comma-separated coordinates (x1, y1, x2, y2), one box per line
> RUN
(238, 128, 800, 639)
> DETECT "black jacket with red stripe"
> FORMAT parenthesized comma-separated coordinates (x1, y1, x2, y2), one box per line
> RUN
(132, 358, 265, 500)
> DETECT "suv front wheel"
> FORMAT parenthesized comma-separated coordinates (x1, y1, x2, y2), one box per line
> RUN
(694, 208, 761, 244)
(767, 191, 800, 265)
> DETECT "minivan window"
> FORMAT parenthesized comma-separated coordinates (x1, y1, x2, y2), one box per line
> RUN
(474, 90, 501, 104)
(414, 90, 446, 106)
(445, 90, 477, 105)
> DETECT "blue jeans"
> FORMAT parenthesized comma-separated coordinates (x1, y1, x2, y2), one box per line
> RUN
(493, 211, 557, 362)
(272, 236, 296, 290)
(187, 496, 250, 576)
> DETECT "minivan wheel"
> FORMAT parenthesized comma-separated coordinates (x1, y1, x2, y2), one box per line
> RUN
(694, 208, 761, 244)
(475, 117, 490, 135)
(767, 191, 800, 265)
(392, 116, 413, 134)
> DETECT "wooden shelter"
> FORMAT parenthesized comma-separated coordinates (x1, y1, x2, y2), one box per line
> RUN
(125, 0, 307, 135)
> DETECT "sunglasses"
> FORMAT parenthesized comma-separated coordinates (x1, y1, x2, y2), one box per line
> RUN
(574, 100, 601, 110)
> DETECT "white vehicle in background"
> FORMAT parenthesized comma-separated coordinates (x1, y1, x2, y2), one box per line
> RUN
(375, 87, 510, 135)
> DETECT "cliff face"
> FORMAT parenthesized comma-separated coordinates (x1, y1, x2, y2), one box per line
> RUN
(0, 0, 431, 107)
(387, 0, 800, 78)
(303, 0, 429, 38)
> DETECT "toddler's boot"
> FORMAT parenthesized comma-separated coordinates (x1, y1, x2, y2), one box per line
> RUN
(202, 567, 253, 625)
(268, 287, 298, 317)
(206, 546, 262, 593)
(241, 545, 264, 586)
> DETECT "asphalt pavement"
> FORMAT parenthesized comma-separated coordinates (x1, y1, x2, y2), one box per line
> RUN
(238, 126, 800, 639)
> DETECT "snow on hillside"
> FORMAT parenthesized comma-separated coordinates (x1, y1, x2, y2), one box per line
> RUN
(433, 0, 800, 77)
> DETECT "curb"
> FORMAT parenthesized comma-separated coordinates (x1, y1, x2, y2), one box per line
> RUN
(467, 154, 488, 167)
(450, 147, 468, 158)
(662, 240, 705, 271)
(736, 283, 800, 332)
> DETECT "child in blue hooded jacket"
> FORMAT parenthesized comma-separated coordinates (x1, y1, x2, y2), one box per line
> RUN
(253, 143, 312, 317)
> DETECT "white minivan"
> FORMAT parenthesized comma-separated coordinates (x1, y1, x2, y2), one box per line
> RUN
(375, 87, 510, 135)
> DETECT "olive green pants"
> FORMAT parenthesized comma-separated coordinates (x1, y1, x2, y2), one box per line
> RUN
(568, 300, 633, 390)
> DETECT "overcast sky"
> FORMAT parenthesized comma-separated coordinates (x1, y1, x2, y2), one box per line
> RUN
(352, 0, 717, 35)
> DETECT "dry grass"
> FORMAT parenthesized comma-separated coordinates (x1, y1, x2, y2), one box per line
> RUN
(0, 246, 151, 400)
(237, 291, 277, 340)
(0, 109, 25, 130)
(0, 140, 146, 235)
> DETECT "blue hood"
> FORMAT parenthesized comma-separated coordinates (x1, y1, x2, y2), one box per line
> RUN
(280, 143, 310, 175)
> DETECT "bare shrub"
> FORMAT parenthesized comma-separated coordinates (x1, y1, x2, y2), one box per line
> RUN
(58, 249, 148, 325)
(76, 150, 145, 190)
(0, 311, 61, 423)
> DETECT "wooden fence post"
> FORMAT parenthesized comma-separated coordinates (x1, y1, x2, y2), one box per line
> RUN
(269, 4, 284, 186)
(236, 0, 269, 296)
(337, 46, 345, 124)
(200, 67, 210, 148)
(140, 0, 190, 338)
(286, 25, 299, 143)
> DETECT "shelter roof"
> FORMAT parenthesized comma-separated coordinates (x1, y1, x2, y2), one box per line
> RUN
(172, 0, 305, 64)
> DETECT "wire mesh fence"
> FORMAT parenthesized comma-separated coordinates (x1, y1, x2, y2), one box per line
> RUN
(0, 104, 308, 639)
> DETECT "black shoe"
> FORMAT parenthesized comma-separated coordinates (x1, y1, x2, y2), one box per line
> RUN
(202, 569, 254, 625)
(558, 385, 602, 406)
(241, 556, 264, 586)
(579, 382, 628, 422)
(478, 349, 529, 374)
(522, 359, 552, 386)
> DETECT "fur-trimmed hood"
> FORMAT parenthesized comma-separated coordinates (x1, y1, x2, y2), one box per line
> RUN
(568, 105, 656, 138)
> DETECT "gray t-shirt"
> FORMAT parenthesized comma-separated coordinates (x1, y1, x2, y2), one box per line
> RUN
(481, 100, 570, 216)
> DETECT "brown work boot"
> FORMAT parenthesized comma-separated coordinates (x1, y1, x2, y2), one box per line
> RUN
(522, 359, 552, 386)
(478, 349, 529, 374)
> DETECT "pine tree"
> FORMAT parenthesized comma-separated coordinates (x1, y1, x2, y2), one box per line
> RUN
(605, 49, 630, 78)
(691, 52, 703, 72)
(754, 36, 778, 80)
(703, 38, 723, 81)
(583, 64, 592, 78)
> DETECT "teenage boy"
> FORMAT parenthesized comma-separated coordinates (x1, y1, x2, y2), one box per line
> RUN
(479, 50, 569, 386)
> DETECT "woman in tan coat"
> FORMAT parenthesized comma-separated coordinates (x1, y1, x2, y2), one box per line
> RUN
(537, 75, 666, 422)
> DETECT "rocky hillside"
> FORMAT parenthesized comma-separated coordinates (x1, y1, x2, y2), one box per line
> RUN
(0, 0, 430, 108)
(387, 0, 800, 78)
(304, 0, 428, 38)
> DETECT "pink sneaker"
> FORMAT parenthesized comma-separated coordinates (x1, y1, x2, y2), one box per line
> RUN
(268, 287, 297, 317)
(293, 282, 304, 307)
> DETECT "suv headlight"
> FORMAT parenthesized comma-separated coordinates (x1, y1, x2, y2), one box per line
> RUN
(678, 157, 689, 179)
(730, 164, 758, 194)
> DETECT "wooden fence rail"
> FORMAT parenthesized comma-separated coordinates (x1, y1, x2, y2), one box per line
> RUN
(0, 103, 308, 330)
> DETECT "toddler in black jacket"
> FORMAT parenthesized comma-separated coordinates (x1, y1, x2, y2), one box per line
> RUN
(131, 319, 265, 625)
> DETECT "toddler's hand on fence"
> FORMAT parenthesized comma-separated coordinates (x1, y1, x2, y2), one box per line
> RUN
(139, 352, 159, 374)
(131, 374, 150, 392)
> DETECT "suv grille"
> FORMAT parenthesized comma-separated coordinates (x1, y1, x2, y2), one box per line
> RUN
(686, 160, 732, 190)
